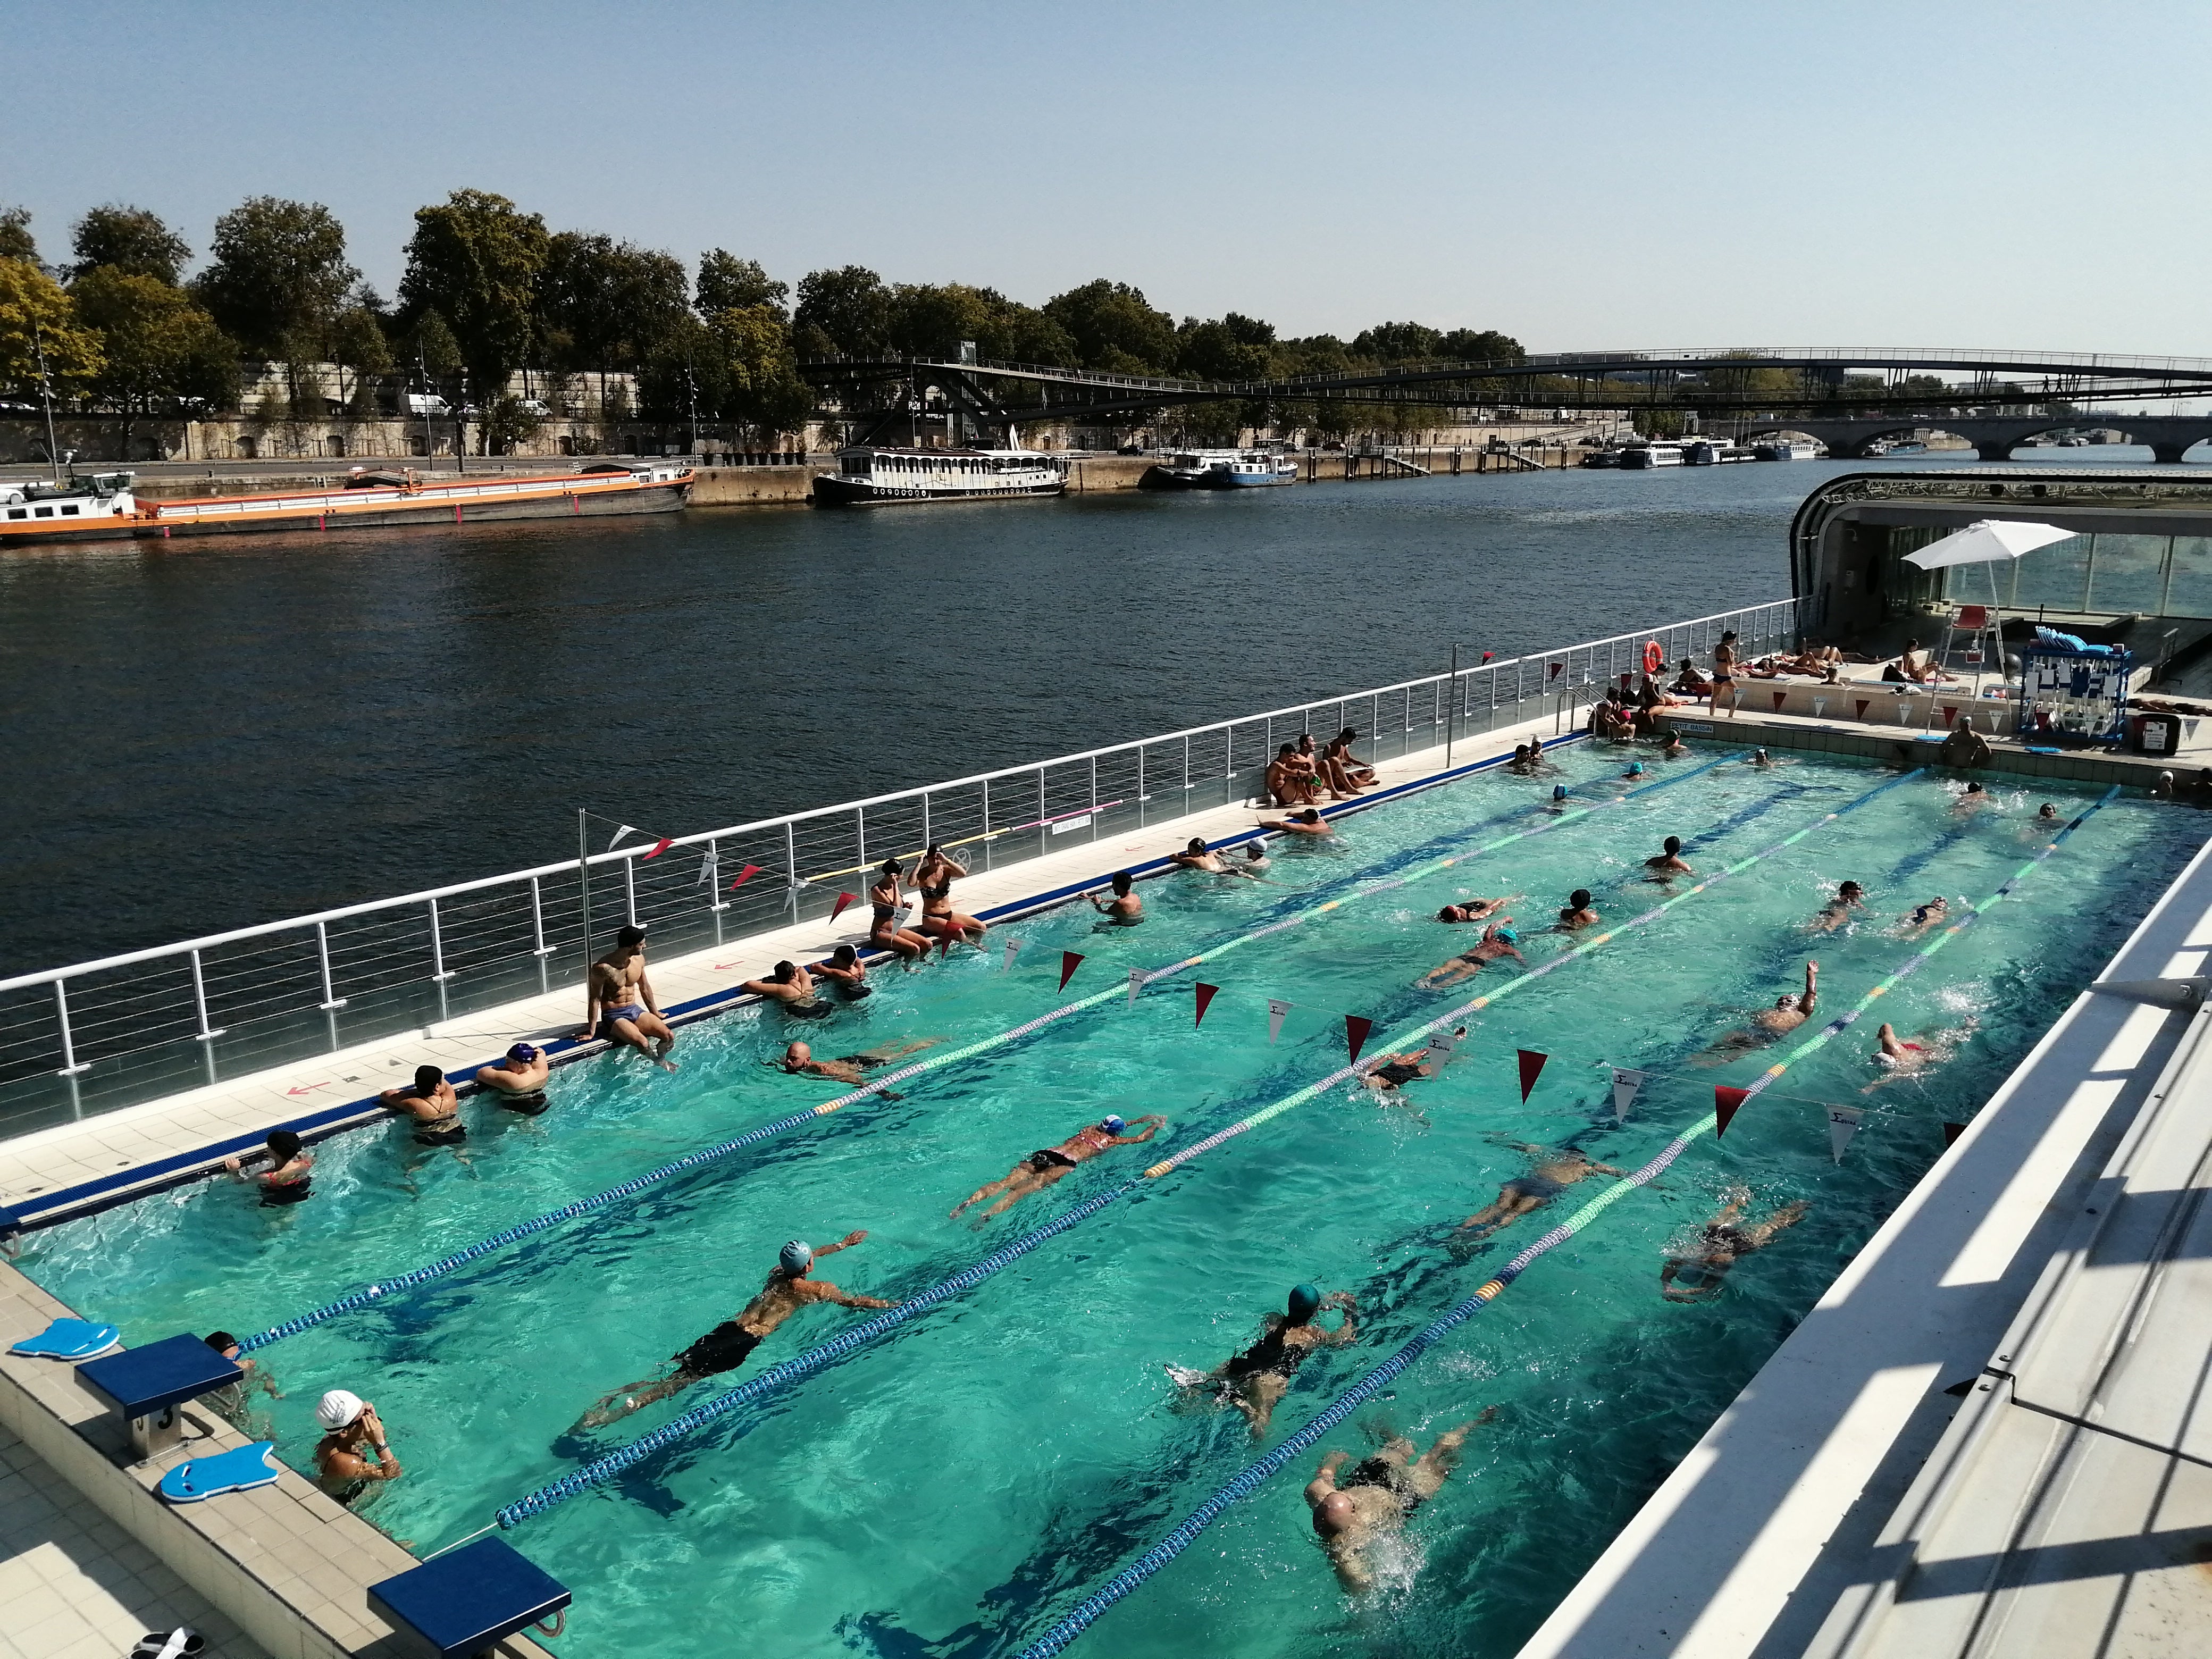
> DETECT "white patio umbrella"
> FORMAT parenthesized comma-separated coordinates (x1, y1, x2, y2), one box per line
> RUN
(1901, 520, 2079, 698)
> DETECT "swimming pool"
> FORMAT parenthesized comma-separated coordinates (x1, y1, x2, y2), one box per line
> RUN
(18, 747, 2201, 1659)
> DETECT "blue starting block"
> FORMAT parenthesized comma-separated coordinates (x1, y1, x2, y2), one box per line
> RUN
(78, 1334, 242, 1462)
(370, 1537, 569, 1659)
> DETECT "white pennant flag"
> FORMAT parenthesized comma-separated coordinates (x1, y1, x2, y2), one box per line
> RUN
(1426, 1028, 1459, 1060)
(1826, 1104, 1864, 1163)
(1001, 937, 1024, 974)
(891, 902, 914, 932)
(1268, 999, 1292, 1044)
(1812, 698, 1828, 719)
(1128, 968, 1144, 1007)
(1610, 1067, 1646, 1122)
(607, 824, 640, 852)
(695, 848, 719, 886)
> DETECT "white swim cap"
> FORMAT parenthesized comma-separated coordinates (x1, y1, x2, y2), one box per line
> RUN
(779, 1239, 814, 1275)
(315, 1389, 364, 1430)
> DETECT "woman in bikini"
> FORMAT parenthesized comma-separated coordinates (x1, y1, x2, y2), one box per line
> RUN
(380, 1065, 467, 1147)
(868, 860, 932, 966)
(912, 845, 987, 945)
(223, 1129, 314, 1206)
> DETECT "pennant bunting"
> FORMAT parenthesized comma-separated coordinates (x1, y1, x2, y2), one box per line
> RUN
(891, 902, 913, 932)
(1548, 662, 1562, 681)
(1194, 983, 1220, 1027)
(1268, 999, 1292, 1044)
(1812, 697, 1828, 718)
(607, 824, 640, 852)
(1345, 1015, 1374, 1065)
(1481, 649, 1496, 662)
(937, 928, 956, 959)
(1942, 1120, 1966, 1147)
(1001, 937, 1024, 974)
(727, 864, 764, 891)
(1128, 968, 1144, 1007)
(828, 891, 858, 923)
(1771, 690, 1788, 712)
(1426, 1028, 1459, 1061)
(1609, 1067, 1646, 1122)
(1714, 1085, 1752, 1137)
(1826, 1104, 1864, 1163)
(1941, 705, 1958, 728)
(1854, 698, 1870, 721)
(641, 837, 673, 860)
(1517, 1049, 1548, 1102)
(1059, 951, 1085, 991)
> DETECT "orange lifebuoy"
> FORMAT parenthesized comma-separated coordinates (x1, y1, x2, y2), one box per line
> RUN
(1643, 640, 1664, 674)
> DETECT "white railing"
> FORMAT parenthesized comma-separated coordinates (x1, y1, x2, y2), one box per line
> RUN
(0, 600, 1797, 1136)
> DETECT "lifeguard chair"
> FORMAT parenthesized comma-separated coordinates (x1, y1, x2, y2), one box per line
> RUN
(1937, 603, 2003, 690)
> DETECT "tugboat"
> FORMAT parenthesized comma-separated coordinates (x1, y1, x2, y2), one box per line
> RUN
(0, 471, 141, 542)
(813, 444, 1069, 506)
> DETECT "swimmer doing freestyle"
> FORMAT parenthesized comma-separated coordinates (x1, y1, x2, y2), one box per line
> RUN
(949, 1113, 1163, 1218)
(1167, 1284, 1358, 1437)
(574, 1234, 893, 1428)
(1305, 1410, 1496, 1593)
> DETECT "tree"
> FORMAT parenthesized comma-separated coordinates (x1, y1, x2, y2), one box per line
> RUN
(537, 232, 686, 394)
(405, 311, 463, 383)
(1437, 328, 1523, 366)
(399, 189, 549, 399)
(794, 265, 892, 357)
(1042, 279, 1177, 374)
(72, 268, 236, 451)
(1351, 321, 1442, 363)
(0, 207, 38, 267)
(0, 257, 103, 401)
(69, 205, 190, 286)
(1176, 313, 1275, 382)
(706, 302, 814, 439)
(195, 196, 358, 360)
(696, 250, 786, 320)
(480, 392, 545, 456)
(329, 304, 392, 413)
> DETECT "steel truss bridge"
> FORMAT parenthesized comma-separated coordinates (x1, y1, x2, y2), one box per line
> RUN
(800, 347, 2212, 450)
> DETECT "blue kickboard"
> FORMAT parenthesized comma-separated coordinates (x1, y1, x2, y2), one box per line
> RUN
(10, 1318, 121, 1360)
(158, 1442, 279, 1504)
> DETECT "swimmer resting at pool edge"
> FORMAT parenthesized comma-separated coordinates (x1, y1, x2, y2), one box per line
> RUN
(574, 1234, 892, 1428)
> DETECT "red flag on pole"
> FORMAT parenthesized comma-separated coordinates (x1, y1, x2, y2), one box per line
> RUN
(1345, 1015, 1373, 1064)
(1059, 951, 1085, 991)
(1481, 649, 1495, 662)
(641, 837, 673, 860)
(1194, 983, 1220, 1027)
(1548, 662, 1562, 680)
(1854, 698, 1870, 721)
(728, 864, 764, 890)
(829, 891, 858, 923)
(1518, 1049, 1548, 1101)
(1942, 1120, 1967, 1147)
(1620, 672, 1633, 692)
(1771, 690, 1788, 712)
(1715, 1085, 1752, 1136)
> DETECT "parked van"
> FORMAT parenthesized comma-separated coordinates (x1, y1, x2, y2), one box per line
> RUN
(406, 392, 451, 417)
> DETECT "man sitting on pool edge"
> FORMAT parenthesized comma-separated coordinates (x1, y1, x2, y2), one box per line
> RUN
(574, 1233, 894, 1428)
(580, 925, 678, 1069)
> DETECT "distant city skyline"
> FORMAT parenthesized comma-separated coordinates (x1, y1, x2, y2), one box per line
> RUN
(9, 2, 2210, 358)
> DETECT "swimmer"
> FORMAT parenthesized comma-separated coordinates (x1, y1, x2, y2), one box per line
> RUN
(1546, 783, 1571, 812)
(380, 1065, 467, 1147)
(580, 925, 677, 1068)
(200, 1331, 282, 1432)
(1643, 836, 1693, 879)
(1808, 881, 1866, 933)
(1435, 895, 1516, 924)
(1659, 1186, 1809, 1302)
(1087, 870, 1144, 923)
(575, 1234, 892, 1428)
(2038, 801, 2061, 820)
(1507, 742, 1535, 775)
(1258, 808, 1333, 836)
(740, 960, 828, 1016)
(1305, 1412, 1496, 1593)
(223, 1129, 314, 1206)
(1699, 961, 1819, 1060)
(1661, 732, 1689, 760)
(771, 1037, 940, 1085)
(949, 1113, 1164, 1219)
(2154, 770, 2177, 800)
(2024, 802, 2064, 842)
(914, 844, 988, 944)
(1266, 742, 1319, 809)
(1168, 1284, 1358, 1438)
(313, 1391, 401, 1505)
(1750, 747, 1777, 769)
(474, 1042, 551, 1114)
(1241, 842, 1270, 872)
(868, 860, 933, 967)
(1363, 1025, 1471, 1085)
(1712, 629, 1741, 716)
(1898, 896, 1949, 938)
(1863, 1017, 1978, 1092)
(1419, 925, 1523, 987)
(1170, 837, 1264, 879)
(1557, 888, 1599, 929)
(1455, 1144, 1626, 1240)
(811, 943, 872, 999)
(1954, 781, 1992, 813)
(1621, 760, 1646, 782)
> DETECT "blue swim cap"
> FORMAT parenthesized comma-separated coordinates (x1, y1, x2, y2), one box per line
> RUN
(1495, 927, 1520, 944)
(778, 1239, 814, 1276)
(1101, 1115, 1127, 1135)
(1627, 763, 1645, 776)
(1288, 1284, 1322, 1321)
(1552, 785, 1568, 801)
(508, 1042, 540, 1063)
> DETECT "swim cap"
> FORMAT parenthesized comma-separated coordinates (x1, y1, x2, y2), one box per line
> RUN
(1552, 785, 1568, 801)
(1627, 763, 1645, 776)
(315, 1389, 364, 1430)
(1101, 1115, 1127, 1135)
(508, 1043, 540, 1063)
(779, 1240, 814, 1276)
(1495, 927, 1520, 944)
(1287, 1284, 1322, 1322)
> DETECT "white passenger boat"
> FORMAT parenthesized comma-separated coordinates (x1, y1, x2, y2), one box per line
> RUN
(1752, 438, 1825, 461)
(1684, 440, 1754, 465)
(814, 445, 1069, 506)
(1618, 442, 1687, 469)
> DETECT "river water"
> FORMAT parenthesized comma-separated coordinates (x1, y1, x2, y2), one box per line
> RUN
(0, 452, 2138, 973)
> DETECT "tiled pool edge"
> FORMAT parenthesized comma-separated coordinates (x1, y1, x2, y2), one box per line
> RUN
(0, 1260, 552, 1659)
(0, 728, 1573, 1239)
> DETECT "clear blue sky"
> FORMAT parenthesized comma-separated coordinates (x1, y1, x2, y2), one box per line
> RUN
(10, 2, 2210, 355)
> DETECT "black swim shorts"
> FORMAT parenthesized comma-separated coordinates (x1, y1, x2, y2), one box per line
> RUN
(675, 1321, 762, 1378)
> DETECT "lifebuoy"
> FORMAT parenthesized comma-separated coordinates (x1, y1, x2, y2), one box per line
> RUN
(1643, 640, 1664, 674)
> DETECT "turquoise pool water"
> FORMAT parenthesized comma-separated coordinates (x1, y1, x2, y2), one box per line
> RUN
(20, 748, 2204, 1659)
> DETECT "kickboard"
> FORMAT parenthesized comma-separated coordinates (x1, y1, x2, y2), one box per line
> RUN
(158, 1442, 279, 1504)
(9, 1318, 121, 1361)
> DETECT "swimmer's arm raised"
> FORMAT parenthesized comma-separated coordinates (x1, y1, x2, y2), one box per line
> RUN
(815, 1229, 867, 1259)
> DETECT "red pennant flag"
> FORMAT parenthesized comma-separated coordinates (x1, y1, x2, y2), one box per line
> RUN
(641, 837, 673, 860)
(1194, 983, 1220, 1027)
(1345, 1015, 1374, 1064)
(937, 928, 956, 959)
(1518, 1049, 1548, 1101)
(1941, 705, 1958, 728)
(1481, 649, 1495, 662)
(1059, 951, 1085, 991)
(1942, 1120, 1966, 1146)
(1715, 1085, 1752, 1137)
(829, 891, 858, 922)
(1854, 699, 1870, 721)
(1771, 690, 1788, 712)
(728, 864, 764, 890)
(1620, 672, 1633, 691)
(1548, 662, 1562, 680)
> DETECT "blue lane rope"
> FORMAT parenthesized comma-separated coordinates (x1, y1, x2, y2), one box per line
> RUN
(237, 750, 1737, 1356)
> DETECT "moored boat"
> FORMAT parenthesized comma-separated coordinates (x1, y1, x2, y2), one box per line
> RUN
(1194, 451, 1297, 489)
(1618, 442, 1687, 469)
(813, 445, 1069, 506)
(0, 471, 141, 542)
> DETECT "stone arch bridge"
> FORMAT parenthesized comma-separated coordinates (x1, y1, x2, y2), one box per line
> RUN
(1738, 415, 2212, 463)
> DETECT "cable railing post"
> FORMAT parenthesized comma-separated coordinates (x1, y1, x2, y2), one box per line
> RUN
(622, 858, 637, 927)
(429, 898, 454, 982)
(856, 805, 867, 873)
(786, 822, 800, 920)
(1182, 732, 1191, 796)
(920, 791, 931, 852)
(53, 979, 89, 1076)
(190, 949, 224, 1041)
(316, 921, 346, 1009)
(529, 876, 555, 955)
(706, 837, 730, 915)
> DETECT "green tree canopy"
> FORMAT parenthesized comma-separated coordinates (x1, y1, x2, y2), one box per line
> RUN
(399, 189, 550, 395)
(794, 265, 892, 357)
(1350, 321, 1442, 362)
(696, 250, 787, 320)
(1042, 279, 1177, 374)
(72, 267, 236, 441)
(0, 207, 37, 266)
(537, 231, 687, 375)
(883, 282, 1073, 365)
(1436, 328, 1523, 365)
(69, 205, 191, 286)
(0, 257, 103, 398)
(195, 196, 358, 359)
(1175, 312, 1275, 381)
